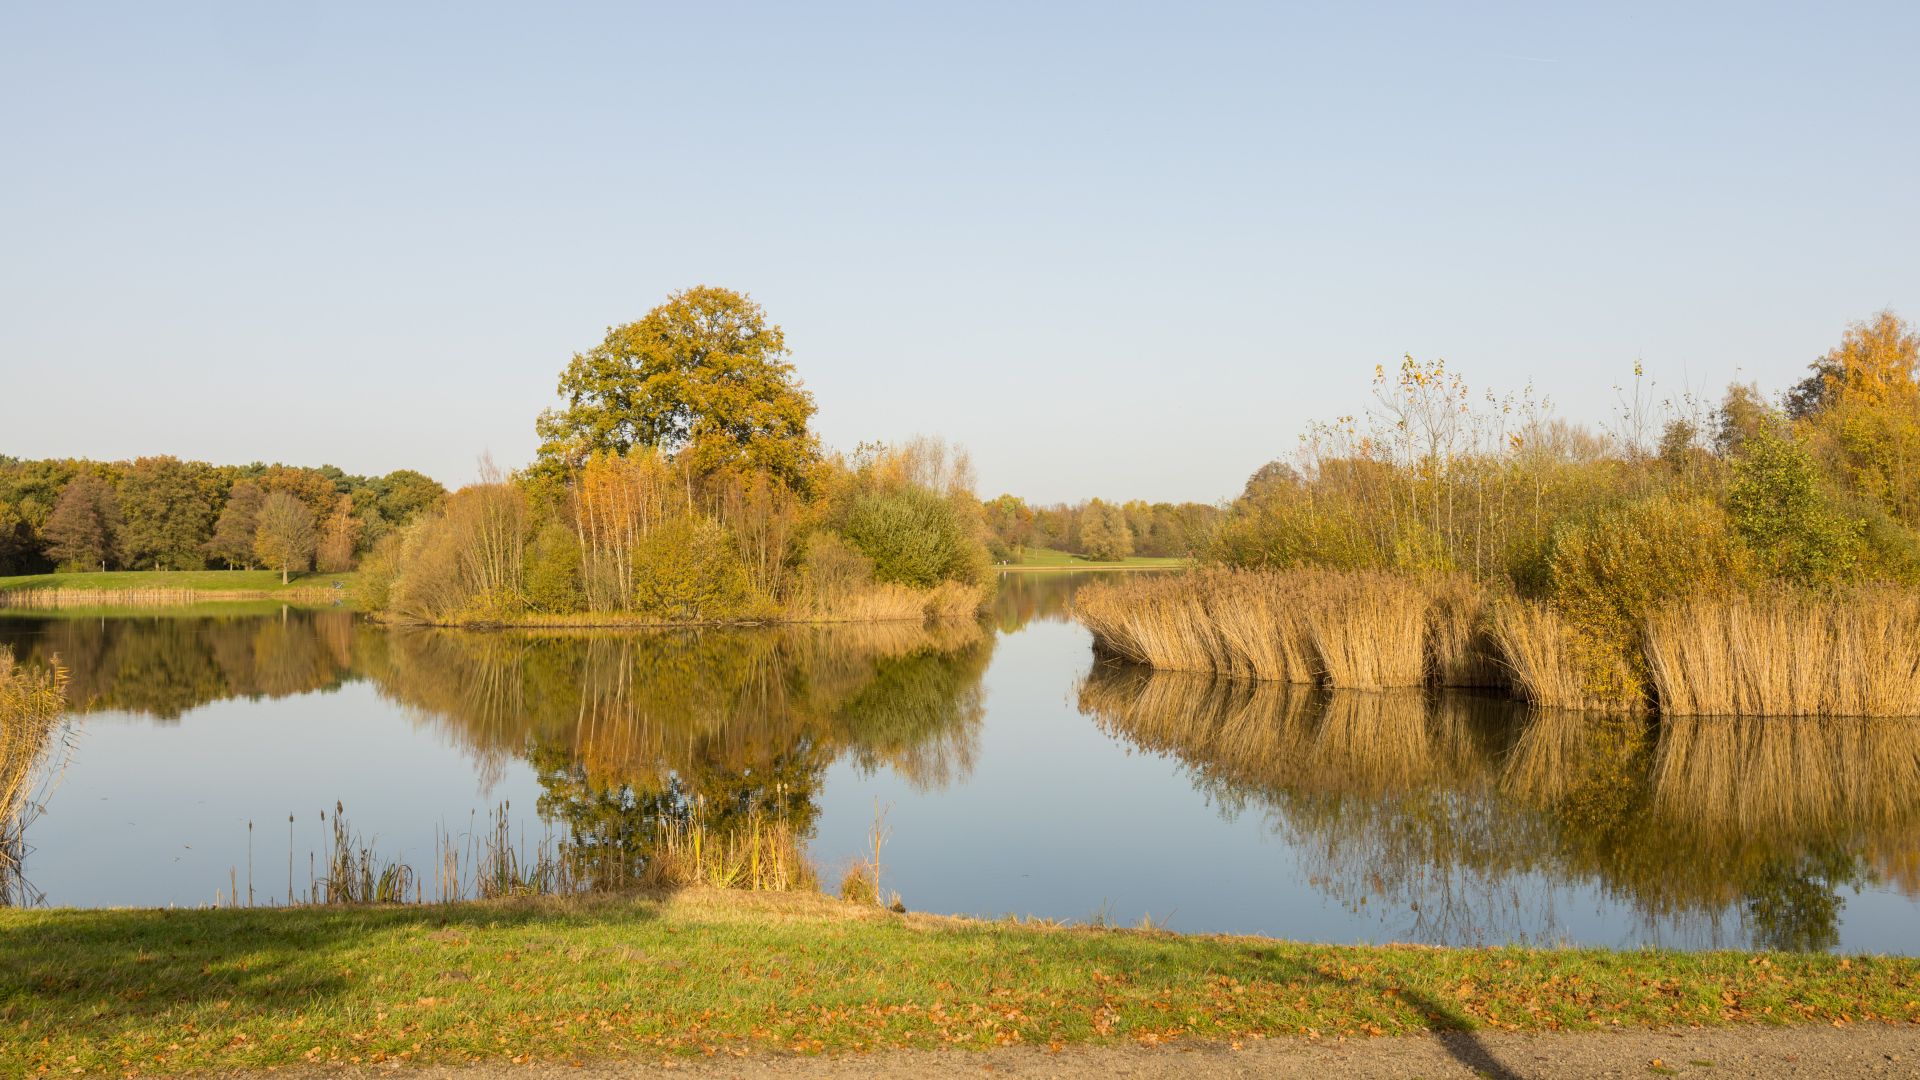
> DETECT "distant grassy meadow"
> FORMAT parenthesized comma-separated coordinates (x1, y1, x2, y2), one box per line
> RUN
(2, 891, 1916, 1076)
(1001, 545, 1189, 571)
(0, 570, 354, 594)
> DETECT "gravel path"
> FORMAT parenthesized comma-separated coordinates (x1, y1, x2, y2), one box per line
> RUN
(302, 1026, 1920, 1079)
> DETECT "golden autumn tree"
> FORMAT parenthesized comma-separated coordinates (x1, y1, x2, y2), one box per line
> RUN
(1792, 311, 1920, 523)
(315, 495, 359, 573)
(253, 491, 317, 584)
(535, 286, 821, 490)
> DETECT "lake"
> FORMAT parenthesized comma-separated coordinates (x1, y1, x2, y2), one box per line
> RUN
(5, 571, 1919, 954)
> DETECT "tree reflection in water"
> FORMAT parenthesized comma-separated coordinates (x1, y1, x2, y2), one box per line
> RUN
(0, 608, 357, 721)
(1079, 662, 1920, 950)
(0, 610, 996, 893)
(365, 621, 994, 886)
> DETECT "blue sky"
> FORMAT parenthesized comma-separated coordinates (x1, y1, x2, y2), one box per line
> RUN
(3, 2, 1916, 503)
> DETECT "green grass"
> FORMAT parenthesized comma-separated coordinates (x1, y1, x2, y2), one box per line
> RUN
(1002, 546, 1189, 571)
(2, 891, 1915, 1075)
(0, 570, 354, 594)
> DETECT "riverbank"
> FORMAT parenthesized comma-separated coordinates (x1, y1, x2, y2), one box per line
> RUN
(999, 547, 1190, 572)
(3, 890, 1914, 1076)
(0, 570, 354, 609)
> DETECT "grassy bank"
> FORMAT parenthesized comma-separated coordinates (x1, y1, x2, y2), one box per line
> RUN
(1, 892, 1915, 1075)
(0, 570, 354, 612)
(0, 570, 354, 594)
(1001, 546, 1189, 571)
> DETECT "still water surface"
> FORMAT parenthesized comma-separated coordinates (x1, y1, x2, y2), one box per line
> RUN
(5, 572, 1920, 953)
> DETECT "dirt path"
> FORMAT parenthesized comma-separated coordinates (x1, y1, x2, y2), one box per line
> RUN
(298, 1026, 1920, 1079)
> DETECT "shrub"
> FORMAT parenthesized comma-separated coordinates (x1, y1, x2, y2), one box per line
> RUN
(1726, 429, 1863, 585)
(1855, 500, 1920, 584)
(1545, 492, 1755, 701)
(388, 515, 470, 623)
(1208, 496, 1384, 571)
(523, 522, 585, 613)
(631, 516, 769, 622)
(839, 488, 986, 589)
(353, 531, 404, 612)
(798, 531, 876, 604)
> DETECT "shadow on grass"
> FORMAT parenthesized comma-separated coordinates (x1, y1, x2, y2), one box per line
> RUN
(1230, 944, 1527, 1080)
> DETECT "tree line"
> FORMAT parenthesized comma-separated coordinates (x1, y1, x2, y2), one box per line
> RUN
(981, 496, 1222, 563)
(0, 458, 447, 579)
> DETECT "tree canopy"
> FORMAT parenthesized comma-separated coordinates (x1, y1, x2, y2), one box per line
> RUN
(535, 286, 820, 489)
(253, 491, 317, 584)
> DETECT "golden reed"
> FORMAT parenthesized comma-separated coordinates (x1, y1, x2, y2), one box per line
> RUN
(1075, 570, 1492, 692)
(1645, 588, 1920, 717)
(1081, 571, 1920, 717)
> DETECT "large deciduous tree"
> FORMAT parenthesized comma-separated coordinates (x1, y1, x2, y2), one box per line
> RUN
(207, 480, 265, 569)
(116, 456, 217, 570)
(315, 496, 359, 573)
(43, 474, 122, 571)
(535, 286, 820, 489)
(253, 492, 317, 584)
(374, 469, 446, 525)
(1079, 499, 1135, 562)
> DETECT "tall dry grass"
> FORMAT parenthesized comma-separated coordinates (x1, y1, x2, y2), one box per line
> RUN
(1488, 601, 1644, 712)
(1426, 577, 1504, 687)
(1077, 569, 1479, 690)
(1300, 574, 1429, 690)
(1, 648, 69, 903)
(1645, 589, 1920, 717)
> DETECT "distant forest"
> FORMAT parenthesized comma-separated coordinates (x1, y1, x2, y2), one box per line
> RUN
(0, 457, 446, 576)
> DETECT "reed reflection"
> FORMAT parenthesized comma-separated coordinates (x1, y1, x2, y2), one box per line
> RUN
(1080, 662, 1920, 950)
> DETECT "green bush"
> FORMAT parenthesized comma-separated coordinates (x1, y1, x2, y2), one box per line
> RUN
(839, 488, 986, 589)
(1207, 497, 1385, 571)
(1726, 430, 1863, 585)
(1546, 491, 1755, 700)
(1854, 500, 1920, 585)
(632, 517, 769, 622)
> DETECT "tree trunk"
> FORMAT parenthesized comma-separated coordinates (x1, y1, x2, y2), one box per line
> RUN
(281, 565, 289, 585)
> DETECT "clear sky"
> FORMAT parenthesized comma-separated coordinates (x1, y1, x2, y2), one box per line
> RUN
(3, 2, 1916, 504)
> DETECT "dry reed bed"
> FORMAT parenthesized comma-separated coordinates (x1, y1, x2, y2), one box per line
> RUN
(1488, 602, 1644, 712)
(1075, 570, 1486, 691)
(1645, 589, 1920, 717)
(1084, 570, 1920, 718)
(0, 587, 340, 609)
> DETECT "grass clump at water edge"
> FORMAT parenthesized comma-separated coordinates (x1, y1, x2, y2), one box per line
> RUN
(0, 648, 68, 906)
